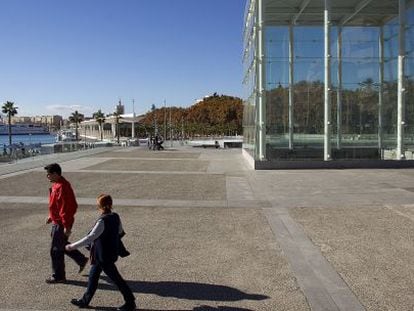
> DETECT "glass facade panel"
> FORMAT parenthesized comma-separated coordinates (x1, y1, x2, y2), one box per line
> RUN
(382, 19, 399, 152)
(293, 27, 325, 157)
(242, 1, 257, 157)
(406, 7, 414, 154)
(265, 27, 289, 154)
(332, 27, 380, 159)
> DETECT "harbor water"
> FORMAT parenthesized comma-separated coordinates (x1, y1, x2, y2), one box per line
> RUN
(0, 134, 56, 146)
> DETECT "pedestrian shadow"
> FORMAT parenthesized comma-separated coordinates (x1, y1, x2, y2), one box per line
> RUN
(193, 307, 253, 311)
(66, 278, 268, 302)
(126, 279, 268, 302)
(91, 305, 253, 311)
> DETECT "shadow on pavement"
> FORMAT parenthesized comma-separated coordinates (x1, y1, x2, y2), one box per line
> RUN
(66, 278, 268, 302)
(193, 306, 254, 311)
(91, 305, 253, 311)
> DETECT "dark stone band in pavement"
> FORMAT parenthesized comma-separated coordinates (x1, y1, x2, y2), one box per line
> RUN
(263, 208, 364, 311)
(0, 195, 272, 209)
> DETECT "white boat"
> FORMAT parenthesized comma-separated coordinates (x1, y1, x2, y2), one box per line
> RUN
(56, 129, 77, 142)
(0, 123, 50, 135)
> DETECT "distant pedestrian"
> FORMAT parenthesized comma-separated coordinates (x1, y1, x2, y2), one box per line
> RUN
(44, 163, 88, 284)
(66, 194, 136, 311)
(154, 135, 164, 150)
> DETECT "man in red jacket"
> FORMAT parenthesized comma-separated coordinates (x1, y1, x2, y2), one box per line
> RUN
(44, 163, 88, 284)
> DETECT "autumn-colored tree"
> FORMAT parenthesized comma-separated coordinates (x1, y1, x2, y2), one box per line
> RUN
(141, 95, 243, 137)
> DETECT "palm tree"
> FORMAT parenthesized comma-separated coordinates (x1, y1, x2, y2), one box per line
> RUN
(1, 101, 18, 146)
(68, 110, 84, 141)
(112, 109, 123, 144)
(93, 109, 105, 141)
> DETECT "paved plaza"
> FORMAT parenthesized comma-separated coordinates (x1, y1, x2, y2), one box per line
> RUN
(0, 145, 414, 310)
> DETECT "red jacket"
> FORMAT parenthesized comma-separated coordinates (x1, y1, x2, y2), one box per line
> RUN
(48, 176, 78, 230)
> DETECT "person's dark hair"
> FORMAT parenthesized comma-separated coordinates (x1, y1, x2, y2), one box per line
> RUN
(44, 163, 62, 176)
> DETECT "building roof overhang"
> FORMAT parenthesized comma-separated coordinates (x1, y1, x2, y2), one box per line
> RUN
(263, 0, 414, 26)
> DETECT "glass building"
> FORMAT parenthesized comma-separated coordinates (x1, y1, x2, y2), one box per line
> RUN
(243, 0, 414, 168)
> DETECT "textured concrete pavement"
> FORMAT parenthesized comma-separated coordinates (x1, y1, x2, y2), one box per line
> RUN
(1, 145, 414, 310)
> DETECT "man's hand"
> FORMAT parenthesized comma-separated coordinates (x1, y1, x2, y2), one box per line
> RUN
(64, 228, 72, 238)
(45, 217, 52, 224)
(65, 244, 73, 252)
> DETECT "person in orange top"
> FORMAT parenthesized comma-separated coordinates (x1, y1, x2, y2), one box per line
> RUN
(44, 163, 88, 283)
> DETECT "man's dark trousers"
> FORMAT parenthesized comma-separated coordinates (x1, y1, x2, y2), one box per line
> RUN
(51, 224, 87, 280)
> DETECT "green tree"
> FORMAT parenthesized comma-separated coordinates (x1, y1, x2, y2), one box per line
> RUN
(1, 101, 18, 146)
(68, 110, 84, 141)
(93, 109, 105, 141)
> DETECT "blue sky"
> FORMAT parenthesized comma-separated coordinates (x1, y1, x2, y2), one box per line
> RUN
(0, 0, 246, 118)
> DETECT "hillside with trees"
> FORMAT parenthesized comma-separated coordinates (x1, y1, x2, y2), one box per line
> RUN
(139, 94, 243, 138)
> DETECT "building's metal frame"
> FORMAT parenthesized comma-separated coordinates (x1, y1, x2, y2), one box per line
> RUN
(243, 0, 414, 168)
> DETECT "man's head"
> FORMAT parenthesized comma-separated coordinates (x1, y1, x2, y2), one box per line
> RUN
(44, 163, 62, 183)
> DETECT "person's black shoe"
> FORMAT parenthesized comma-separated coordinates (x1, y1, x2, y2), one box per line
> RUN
(45, 276, 66, 284)
(71, 298, 89, 308)
(78, 258, 88, 274)
(117, 301, 136, 311)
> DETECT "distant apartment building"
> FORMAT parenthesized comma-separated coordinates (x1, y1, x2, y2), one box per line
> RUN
(33, 115, 63, 128)
(9, 116, 32, 124)
(9, 115, 63, 128)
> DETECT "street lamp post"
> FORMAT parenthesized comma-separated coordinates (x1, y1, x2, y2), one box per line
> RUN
(132, 99, 136, 139)
(163, 99, 167, 141)
(29, 133, 33, 158)
(169, 106, 173, 147)
(84, 125, 87, 149)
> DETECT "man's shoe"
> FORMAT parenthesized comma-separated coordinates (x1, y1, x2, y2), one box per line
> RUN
(78, 259, 88, 274)
(45, 276, 66, 284)
(71, 298, 89, 309)
(117, 301, 136, 311)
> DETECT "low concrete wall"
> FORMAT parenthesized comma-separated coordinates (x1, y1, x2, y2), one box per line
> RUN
(255, 159, 414, 170)
(41, 141, 113, 154)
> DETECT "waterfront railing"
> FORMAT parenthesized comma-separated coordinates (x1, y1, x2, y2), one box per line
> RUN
(0, 141, 113, 163)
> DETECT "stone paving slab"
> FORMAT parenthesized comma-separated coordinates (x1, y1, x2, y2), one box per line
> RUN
(251, 169, 414, 208)
(0, 171, 226, 201)
(84, 158, 209, 172)
(6, 146, 414, 310)
(200, 150, 251, 174)
(0, 203, 309, 311)
(94, 149, 201, 159)
(289, 206, 414, 311)
(386, 204, 414, 222)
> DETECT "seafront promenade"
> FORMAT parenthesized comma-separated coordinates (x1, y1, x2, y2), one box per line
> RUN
(1, 145, 414, 310)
